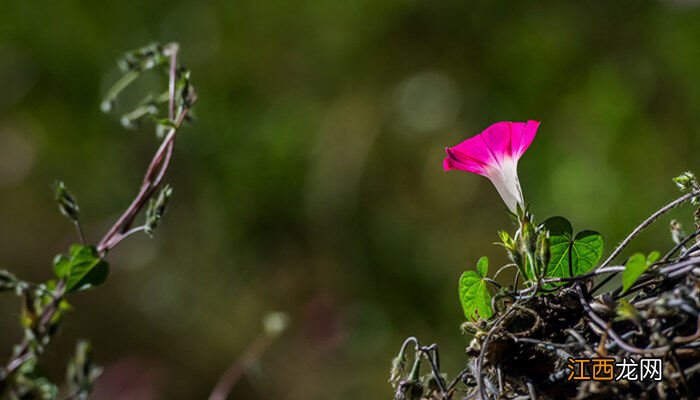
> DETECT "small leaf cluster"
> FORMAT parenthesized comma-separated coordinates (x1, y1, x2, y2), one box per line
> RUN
(0, 270, 25, 295)
(0, 254, 100, 399)
(53, 181, 79, 223)
(145, 185, 173, 236)
(3, 359, 58, 400)
(102, 42, 196, 138)
(673, 171, 699, 204)
(1, 42, 193, 399)
(65, 341, 102, 400)
(458, 207, 604, 322)
(674, 171, 700, 230)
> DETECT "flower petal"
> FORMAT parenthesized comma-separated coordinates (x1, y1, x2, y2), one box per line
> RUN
(479, 121, 514, 163)
(480, 120, 540, 161)
(509, 120, 539, 159)
(442, 120, 539, 213)
(449, 132, 501, 169)
(443, 147, 488, 175)
(484, 157, 524, 213)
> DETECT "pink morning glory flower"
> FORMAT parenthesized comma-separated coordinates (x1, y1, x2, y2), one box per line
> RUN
(443, 120, 540, 212)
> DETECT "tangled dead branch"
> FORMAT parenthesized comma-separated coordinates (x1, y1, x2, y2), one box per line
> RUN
(390, 193, 700, 400)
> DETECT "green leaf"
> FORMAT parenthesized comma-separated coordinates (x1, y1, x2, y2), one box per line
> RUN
(616, 298, 641, 322)
(572, 231, 605, 273)
(542, 217, 573, 279)
(622, 253, 649, 293)
(1, 269, 17, 292)
(542, 217, 604, 280)
(53, 255, 71, 278)
(476, 256, 489, 277)
(54, 180, 80, 222)
(458, 268, 493, 321)
(53, 245, 110, 292)
(647, 251, 660, 264)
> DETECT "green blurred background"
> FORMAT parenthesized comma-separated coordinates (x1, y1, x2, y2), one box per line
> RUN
(2, 0, 700, 398)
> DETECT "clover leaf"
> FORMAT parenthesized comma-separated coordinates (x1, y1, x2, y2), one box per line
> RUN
(458, 256, 493, 321)
(542, 217, 604, 280)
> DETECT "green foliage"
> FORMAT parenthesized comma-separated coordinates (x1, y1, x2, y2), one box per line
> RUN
(615, 298, 642, 322)
(673, 171, 699, 196)
(53, 245, 109, 293)
(458, 212, 606, 325)
(622, 251, 659, 293)
(101, 43, 172, 114)
(145, 185, 173, 236)
(0, 42, 195, 400)
(674, 171, 700, 229)
(476, 256, 488, 277)
(66, 341, 102, 400)
(541, 217, 604, 280)
(0, 270, 17, 292)
(7, 359, 58, 400)
(118, 42, 171, 73)
(458, 257, 493, 321)
(670, 220, 686, 245)
(102, 42, 197, 140)
(53, 181, 80, 223)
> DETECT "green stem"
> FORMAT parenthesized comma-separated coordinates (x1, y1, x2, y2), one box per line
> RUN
(101, 70, 139, 110)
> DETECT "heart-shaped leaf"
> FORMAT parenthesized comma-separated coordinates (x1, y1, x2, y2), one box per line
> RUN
(542, 217, 604, 280)
(458, 257, 493, 321)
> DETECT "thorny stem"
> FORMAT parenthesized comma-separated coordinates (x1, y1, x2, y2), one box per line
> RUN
(615, 257, 700, 300)
(598, 189, 700, 270)
(661, 227, 700, 262)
